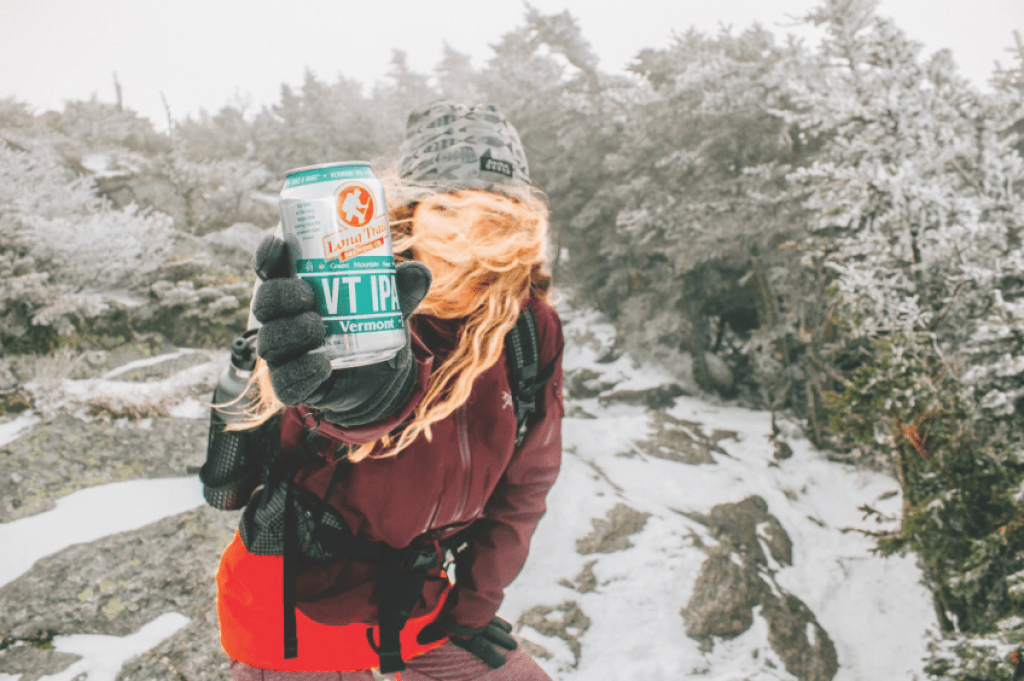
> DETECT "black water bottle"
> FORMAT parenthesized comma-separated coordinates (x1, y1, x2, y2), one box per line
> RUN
(201, 329, 261, 510)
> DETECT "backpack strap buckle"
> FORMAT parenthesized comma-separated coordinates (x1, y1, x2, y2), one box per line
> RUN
(301, 410, 322, 433)
(401, 546, 439, 572)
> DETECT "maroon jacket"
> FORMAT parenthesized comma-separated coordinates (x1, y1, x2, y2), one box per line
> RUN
(281, 296, 564, 630)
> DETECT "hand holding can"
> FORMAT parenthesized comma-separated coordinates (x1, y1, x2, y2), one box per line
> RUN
(251, 235, 431, 424)
(278, 162, 407, 369)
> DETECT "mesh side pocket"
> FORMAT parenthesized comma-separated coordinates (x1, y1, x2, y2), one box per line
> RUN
(200, 414, 259, 510)
(240, 485, 287, 554)
(240, 482, 352, 560)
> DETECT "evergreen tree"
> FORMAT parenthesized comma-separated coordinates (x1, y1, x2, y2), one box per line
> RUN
(434, 43, 483, 107)
(565, 25, 818, 395)
(802, 3, 1024, 676)
(251, 69, 385, 176)
(480, 8, 630, 295)
(176, 104, 255, 162)
(371, 50, 439, 155)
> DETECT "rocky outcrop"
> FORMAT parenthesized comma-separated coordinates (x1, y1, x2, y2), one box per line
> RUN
(0, 342, 217, 521)
(518, 601, 591, 668)
(630, 411, 734, 465)
(682, 496, 838, 681)
(0, 335, 233, 681)
(0, 506, 239, 681)
(0, 415, 209, 522)
(576, 503, 651, 554)
(684, 548, 763, 641)
(597, 383, 690, 410)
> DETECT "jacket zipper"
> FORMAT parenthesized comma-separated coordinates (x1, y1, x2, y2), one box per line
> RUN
(422, 479, 443, 535)
(449, 404, 473, 524)
(419, 404, 473, 534)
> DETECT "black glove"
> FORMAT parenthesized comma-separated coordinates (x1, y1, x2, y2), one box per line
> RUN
(251, 235, 431, 426)
(416, 616, 517, 669)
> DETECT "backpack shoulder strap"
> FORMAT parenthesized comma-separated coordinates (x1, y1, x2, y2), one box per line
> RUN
(505, 306, 556, 448)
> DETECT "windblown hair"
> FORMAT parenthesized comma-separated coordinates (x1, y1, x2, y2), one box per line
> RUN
(235, 185, 552, 463)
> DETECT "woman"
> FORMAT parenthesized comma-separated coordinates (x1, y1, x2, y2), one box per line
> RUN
(201, 101, 564, 681)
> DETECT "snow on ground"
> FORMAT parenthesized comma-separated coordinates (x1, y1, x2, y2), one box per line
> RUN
(0, 412, 41, 449)
(0, 309, 938, 681)
(498, 303, 937, 680)
(33, 613, 191, 681)
(99, 349, 203, 380)
(503, 395, 935, 680)
(0, 477, 204, 589)
(23, 349, 220, 421)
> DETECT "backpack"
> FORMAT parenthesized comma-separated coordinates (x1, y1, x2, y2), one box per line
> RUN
(205, 307, 554, 673)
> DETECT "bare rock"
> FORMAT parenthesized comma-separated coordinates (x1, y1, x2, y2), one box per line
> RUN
(773, 440, 794, 460)
(0, 415, 208, 522)
(517, 601, 591, 667)
(516, 636, 553, 661)
(759, 516, 794, 568)
(682, 547, 763, 641)
(0, 505, 240, 681)
(682, 496, 835, 681)
(565, 404, 598, 419)
(710, 428, 740, 444)
(705, 496, 792, 568)
(0, 640, 80, 681)
(564, 368, 618, 400)
(598, 384, 689, 410)
(559, 560, 598, 594)
(631, 412, 724, 465)
(576, 503, 651, 554)
(761, 590, 839, 681)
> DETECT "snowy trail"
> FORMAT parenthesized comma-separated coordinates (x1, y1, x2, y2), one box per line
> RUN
(501, 394, 936, 681)
(498, 307, 938, 680)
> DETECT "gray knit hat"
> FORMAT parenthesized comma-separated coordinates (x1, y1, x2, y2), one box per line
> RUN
(396, 101, 531, 202)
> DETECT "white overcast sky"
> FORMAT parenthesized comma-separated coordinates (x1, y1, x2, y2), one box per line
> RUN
(2, 0, 1022, 130)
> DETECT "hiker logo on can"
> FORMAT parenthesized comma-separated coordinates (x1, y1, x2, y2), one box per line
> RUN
(336, 185, 374, 227)
(278, 162, 405, 369)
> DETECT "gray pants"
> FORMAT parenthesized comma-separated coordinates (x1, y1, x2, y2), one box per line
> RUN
(229, 641, 552, 681)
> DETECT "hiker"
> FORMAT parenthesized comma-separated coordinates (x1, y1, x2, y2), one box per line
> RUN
(201, 101, 564, 681)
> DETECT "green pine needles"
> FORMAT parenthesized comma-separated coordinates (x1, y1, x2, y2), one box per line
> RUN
(827, 333, 1024, 678)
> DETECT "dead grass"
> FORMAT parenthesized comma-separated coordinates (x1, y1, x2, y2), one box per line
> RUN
(84, 396, 172, 421)
(26, 347, 84, 384)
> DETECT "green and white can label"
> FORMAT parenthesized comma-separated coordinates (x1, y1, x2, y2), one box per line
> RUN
(279, 162, 406, 368)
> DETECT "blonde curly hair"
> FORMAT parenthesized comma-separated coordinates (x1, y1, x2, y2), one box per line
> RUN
(234, 184, 552, 463)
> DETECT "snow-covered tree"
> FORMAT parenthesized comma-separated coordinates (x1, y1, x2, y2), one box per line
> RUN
(798, 3, 1024, 675)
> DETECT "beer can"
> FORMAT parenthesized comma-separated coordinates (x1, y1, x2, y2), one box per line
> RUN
(278, 162, 405, 369)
